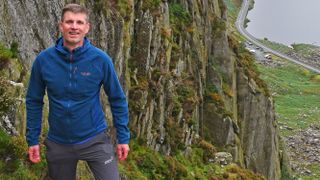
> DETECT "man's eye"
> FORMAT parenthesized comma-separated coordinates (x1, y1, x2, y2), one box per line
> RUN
(66, 21, 74, 24)
(77, 21, 85, 25)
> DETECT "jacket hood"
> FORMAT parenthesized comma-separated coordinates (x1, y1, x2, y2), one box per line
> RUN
(55, 37, 91, 58)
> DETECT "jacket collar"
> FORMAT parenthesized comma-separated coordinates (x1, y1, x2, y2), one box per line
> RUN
(55, 37, 91, 57)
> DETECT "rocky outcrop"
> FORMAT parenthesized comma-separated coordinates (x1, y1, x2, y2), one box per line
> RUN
(0, 58, 26, 136)
(0, 0, 282, 179)
(236, 69, 280, 179)
(286, 125, 320, 176)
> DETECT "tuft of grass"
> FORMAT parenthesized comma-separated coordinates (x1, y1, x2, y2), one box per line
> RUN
(0, 79, 15, 117)
(176, 84, 196, 103)
(141, 0, 161, 12)
(169, 3, 192, 34)
(212, 17, 226, 39)
(0, 43, 13, 70)
(116, 0, 134, 20)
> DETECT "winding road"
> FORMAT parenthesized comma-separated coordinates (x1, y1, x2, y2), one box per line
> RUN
(236, 0, 320, 73)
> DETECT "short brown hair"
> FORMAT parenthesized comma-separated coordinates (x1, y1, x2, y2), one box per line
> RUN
(61, 4, 89, 22)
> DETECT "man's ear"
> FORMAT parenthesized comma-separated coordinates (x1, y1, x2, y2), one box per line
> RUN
(85, 23, 90, 34)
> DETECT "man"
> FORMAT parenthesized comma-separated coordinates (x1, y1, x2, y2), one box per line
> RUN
(26, 3, 130, 180)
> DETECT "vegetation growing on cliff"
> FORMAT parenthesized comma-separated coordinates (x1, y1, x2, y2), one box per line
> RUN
(228, 36, 270, 96)
(0, 129, 47, 179)
(118, 139, 264, 179)
(0, 43, 20, 118)
(0, 79, 14, 118)
(0, 43, 46, 179)
(141, 0, 161, 12)
(0, 43, 13, 70)
(115, 0, 133, 20)
(169, 3, 192, 34)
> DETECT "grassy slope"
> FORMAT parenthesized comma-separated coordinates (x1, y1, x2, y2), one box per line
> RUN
(257, 59, 320, 136)
(260, 39, 320, 58)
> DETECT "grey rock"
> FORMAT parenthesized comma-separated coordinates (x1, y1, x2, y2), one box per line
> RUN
(214, 152, 233, 165)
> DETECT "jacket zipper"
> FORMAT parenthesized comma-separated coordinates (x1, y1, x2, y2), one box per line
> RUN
(68, 53, 73, 109)
(67, 53, 73, 143)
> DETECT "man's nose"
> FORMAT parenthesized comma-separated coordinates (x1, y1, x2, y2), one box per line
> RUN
(70, 22, 78, 29)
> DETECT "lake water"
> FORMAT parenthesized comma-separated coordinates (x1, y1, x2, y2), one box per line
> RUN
(246, 0, 320, 46)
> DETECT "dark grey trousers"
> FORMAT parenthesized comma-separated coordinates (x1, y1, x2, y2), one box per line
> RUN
(44, 132, 119, 180)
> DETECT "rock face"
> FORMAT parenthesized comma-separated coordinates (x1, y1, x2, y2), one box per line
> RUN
(0, 0, 281, 179)
(0, 0, 62, 65)
(236, 71, 280, 179)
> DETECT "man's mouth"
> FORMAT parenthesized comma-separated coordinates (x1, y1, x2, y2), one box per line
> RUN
(69, 32, 79, 36)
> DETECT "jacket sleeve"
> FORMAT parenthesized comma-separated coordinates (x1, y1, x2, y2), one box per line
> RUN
(102, 57, 130, 144)
(25, 57, 45, 146)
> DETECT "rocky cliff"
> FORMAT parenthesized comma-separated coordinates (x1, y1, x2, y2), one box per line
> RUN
(0, 0, 281, 179)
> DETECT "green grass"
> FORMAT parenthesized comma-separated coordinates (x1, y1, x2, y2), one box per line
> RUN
(257, 60, 320, 136)
(301, 164, 320, 179)
(291, 43, 320, 59)
(259, 39, 294, 54)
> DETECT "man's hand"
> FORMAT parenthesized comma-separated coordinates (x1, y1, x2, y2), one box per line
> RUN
(28, 145, 41, 163)
(117, 144, 129, 161)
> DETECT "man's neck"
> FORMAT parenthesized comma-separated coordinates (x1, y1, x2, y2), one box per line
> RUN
(63, 44, 82, 52)
(63, 40, 84, 52)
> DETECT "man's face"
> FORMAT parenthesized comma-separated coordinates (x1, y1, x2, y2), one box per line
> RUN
(59, 11, 90, 50)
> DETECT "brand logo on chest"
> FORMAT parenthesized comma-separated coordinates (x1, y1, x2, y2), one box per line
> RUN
(81, 72, 91, 76)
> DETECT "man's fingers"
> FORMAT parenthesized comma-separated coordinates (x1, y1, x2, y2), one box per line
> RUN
(117, 144, 130, 161)
(117, 147, 126, 161)
(29, 152, 40, 163)
(117, 148, 123, 160)
(122, 148, 129, 160)
(28, 145, 41, 163)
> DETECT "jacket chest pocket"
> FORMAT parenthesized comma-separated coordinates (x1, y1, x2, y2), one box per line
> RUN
(74, 65, 102, 96)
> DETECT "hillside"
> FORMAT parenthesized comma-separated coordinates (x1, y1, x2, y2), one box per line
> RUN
(0, 0, 284, 179)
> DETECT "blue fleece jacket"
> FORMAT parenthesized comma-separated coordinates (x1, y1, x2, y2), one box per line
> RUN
(26, 37, 130, 146)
